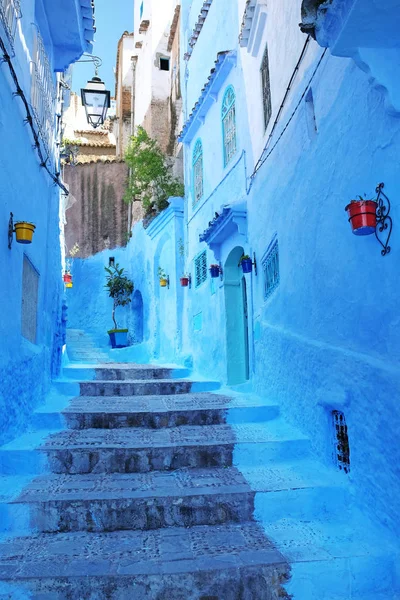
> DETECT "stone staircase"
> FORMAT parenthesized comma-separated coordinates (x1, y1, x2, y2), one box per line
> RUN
(0, 343, 398, 598)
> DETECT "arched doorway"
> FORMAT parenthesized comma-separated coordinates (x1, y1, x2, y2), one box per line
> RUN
(224, 246, 250, 385)
(131, 290, 144, 343)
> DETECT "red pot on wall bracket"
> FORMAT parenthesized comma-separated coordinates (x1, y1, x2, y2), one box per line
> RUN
(345, 183, 393, 256)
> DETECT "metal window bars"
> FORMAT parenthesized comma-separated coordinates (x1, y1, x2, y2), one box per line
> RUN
(0, 0, 21, 56)
(194, 250, 207, 288)
(262, 240, 279, 299)
(30, 24, 56, 163)
(261, 44, 272, 130)
(193, 139, 204, 204)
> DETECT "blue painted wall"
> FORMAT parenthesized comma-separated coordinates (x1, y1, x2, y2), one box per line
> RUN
(177, 0, 400, 537)
(0, 1, 94, 444)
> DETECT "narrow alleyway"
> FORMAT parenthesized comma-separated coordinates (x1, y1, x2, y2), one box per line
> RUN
(0, 331, 397, 599)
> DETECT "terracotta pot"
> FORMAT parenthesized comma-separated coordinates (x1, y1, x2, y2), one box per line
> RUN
(63, 273, 72, 284)
(180, 277, 189, 287)
(14, 222, 35, 244)
(345, 200, 377, 236)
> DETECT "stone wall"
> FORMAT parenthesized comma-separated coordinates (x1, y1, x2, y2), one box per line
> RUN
(64, 162, 129, 258)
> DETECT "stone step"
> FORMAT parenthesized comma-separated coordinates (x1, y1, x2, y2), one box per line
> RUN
(64, 364, 191, 381)
(78, 379, 220, 396)
(11, 467, 254, 533)
(37, 421, 309, 474)
(32, 393, 280, 430)
(0, 422, 310, 475)
(6, 461, 347, 535)
(0, 522, 290, 599)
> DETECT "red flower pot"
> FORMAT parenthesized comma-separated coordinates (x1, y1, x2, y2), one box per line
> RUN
(345, 200, 377, 236)
(63, 273, 72, 284)
(180, 277, 189, 287)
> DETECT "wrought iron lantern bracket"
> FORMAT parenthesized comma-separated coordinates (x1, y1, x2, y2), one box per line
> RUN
(375, 182, 392, 256)
(8, 212, 14, 249)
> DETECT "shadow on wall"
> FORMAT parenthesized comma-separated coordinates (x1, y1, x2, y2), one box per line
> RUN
(130, 289, 144, 343)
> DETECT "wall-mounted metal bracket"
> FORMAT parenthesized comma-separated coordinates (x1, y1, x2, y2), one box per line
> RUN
(253, 252, 258, 276)
(219, 262, 223, 281)
(8, 212, 14, 249)
(167, 275, 170, 289)
(188, 274, 192, 289)
(375, 182, 392, 256)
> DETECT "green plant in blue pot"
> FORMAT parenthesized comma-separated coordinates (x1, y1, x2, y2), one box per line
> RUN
(105, 263, 134, 348)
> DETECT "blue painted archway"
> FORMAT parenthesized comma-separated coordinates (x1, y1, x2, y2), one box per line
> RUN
(224, 246, 250, 385)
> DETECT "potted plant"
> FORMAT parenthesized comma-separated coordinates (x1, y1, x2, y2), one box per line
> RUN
(209, 264, 220, 278)
(345, 195, 377, 236)
(180, 274, 190, 287)
(177, 238, 190, 287)
(239, 255, 253, 273)
(14, 221, 35, 244)
(158, 266, 169, 287)
(104, 263, 134, 348)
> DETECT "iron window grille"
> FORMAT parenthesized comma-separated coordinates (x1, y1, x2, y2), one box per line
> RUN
(262, 239, 279, 299)
(332, 410, 350, 473)
(222, 85, 237, 167)
(31, 25, 56, 162)
(21, 255, 39, 344)
(192, 138, 204, 204)
(0, 0, 21, 56)
(261, 44, 272, 130)
(194, 250, 207, 288)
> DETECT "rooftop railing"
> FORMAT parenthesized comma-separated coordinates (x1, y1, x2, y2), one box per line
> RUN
(31, 25, 56, 162)
(0, 0, 21, 55)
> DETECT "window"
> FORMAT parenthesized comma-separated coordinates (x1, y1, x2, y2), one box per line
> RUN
(261, 44, 272, 130)
(139, 1, 144, 18)
(194, 250, 207, 288)
(262, 239, 279, 299)
(160, 57, 170, 71)
(21, 255, 39, 344)
(332, 410, 350, 473)
(192, 139, 204, 204)
(221, 86, 237, 167)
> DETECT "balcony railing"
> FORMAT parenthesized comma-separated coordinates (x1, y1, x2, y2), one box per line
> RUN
(0, 0, 21, 55)
(31, 25, 56, 161)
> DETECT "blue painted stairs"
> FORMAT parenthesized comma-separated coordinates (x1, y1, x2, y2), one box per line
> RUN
(0, 332, 398, 599)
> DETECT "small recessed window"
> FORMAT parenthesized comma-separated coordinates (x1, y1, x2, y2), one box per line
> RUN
(194, 250, 207, 288)
(160, 58, 170, 71)
(262, 239, 279, 300)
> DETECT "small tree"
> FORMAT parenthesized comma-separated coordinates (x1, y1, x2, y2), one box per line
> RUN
(104, 264, 134, 330)
(124, 126, 184, 216)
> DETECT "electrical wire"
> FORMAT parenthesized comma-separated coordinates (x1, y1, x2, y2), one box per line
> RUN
(251, 42, 328, 179)
(0, 35, 69, 195)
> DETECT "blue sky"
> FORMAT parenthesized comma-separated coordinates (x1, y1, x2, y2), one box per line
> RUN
(72, 0, 134, 95)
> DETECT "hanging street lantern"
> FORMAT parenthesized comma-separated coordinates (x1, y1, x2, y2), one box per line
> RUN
(80, 75, 110, 129)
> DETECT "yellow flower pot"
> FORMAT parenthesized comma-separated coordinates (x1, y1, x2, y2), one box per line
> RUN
(65, 282, 73, 288)
(14, 222, 36, 244)
(160, 278, 168, 287)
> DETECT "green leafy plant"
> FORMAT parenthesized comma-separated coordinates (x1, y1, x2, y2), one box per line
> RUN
(157, 266, 167, 280)
(124, 126, 184, 217)
(104, 264, 134, 329)
(239, 254, 251, 263)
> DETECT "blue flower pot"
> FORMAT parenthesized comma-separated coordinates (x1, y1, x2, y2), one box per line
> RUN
(210, 266, 220, 278)
(108, 329, 128, 348)
(241, 258, 253, 273)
